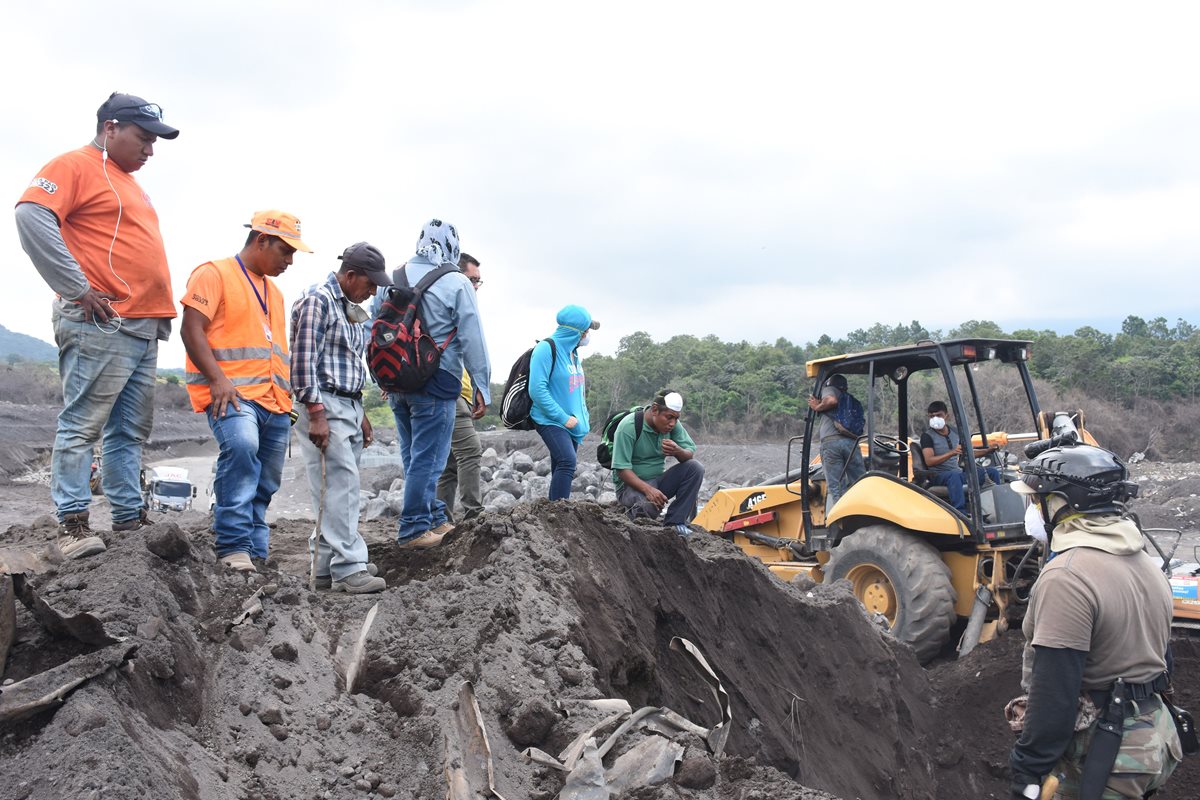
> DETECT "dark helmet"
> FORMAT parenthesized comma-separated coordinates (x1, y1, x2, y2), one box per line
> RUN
(1012, 444, 1138, 516)
(826, 374, 848, 390)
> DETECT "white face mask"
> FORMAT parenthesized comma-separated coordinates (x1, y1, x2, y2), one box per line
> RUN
(344, 302, 370, 324)
(578, 334, 590, 347)
(1024, 502, 1048, 544)
(929, 416, 947, 431)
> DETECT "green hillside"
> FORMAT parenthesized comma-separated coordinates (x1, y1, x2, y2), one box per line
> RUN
(0, 323, 57, 363)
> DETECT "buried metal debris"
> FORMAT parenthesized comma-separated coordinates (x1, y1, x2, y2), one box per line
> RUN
(343, 601, 380, 696)
(231, 588, 265, 626)
(669, 635, 732, 756)
(0, 547, 56, 577)
(558, 739, 607, 800)
(521, 636, 733, 798)
(13, 574, 120, 646)
(0, 641, 138, 723)
(606, 736, 685, 795)
(445, 680, 507, 800)
(524, 710, 629, 773)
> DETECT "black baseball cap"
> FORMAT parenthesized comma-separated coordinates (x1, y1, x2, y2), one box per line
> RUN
(97, 93, 179, 139)
(338, 242, 393, 287)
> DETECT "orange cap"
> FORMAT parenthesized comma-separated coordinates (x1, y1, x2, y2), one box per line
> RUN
(244, 210, 313, 253)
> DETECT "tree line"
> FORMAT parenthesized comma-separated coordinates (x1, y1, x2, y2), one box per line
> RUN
(565, 316, 1200, 444)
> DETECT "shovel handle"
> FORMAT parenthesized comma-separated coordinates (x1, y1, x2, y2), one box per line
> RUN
(1039, 774, 1059, 800)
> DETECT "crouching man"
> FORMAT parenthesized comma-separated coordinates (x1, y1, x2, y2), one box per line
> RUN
(612, 389, 704, 537)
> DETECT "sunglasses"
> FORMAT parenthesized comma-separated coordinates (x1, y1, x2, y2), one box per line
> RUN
(469, 277, 483, 287)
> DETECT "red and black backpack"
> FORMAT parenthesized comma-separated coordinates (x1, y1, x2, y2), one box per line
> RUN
(367, 265, 458, 393)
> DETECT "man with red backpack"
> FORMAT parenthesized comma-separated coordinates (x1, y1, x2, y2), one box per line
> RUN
(372, 219, 490, 550)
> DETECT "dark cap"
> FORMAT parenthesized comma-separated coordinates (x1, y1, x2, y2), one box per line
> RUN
(97, 93, 179, 139)
(338, 242, 393, 287)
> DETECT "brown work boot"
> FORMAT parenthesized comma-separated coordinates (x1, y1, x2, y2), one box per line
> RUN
(220, 552, 257, 572)
(112, 510, 153, 532)
(430, 521, 455, 537)
(396, 530, 446, 550)
(57, 512, 106, 560)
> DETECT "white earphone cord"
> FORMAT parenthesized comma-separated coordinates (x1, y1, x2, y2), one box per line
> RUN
(93, 125, 133, 334)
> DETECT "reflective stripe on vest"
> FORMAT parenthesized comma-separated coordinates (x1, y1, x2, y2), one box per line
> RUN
(184, 257, 292, 414)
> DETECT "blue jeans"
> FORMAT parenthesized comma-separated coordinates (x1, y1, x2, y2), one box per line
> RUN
(51, 317, 158, 523)
(536, 423, 578, 500)
(820, 436, 866, 515)
(207, 400, 291, 558)
(929, 465, 1002, 511)
(617, 459, 706, 525)
(390, 391, 456, 541)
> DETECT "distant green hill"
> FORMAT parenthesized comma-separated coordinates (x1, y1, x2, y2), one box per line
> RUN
(0, 323, 57, 363)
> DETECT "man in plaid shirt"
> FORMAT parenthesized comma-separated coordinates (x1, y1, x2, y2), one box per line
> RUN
(289, 242, 393, 593)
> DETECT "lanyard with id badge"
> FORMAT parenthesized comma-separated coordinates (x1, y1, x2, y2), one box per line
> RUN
(235, 255, 273, 342)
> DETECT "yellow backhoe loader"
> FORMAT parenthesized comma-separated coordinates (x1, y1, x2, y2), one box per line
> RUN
(695, 338, 1098, 663)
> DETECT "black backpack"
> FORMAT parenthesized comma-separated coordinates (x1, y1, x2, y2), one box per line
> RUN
(596, 406, 644, 469)
(831, 389, 865, 438)
(367, 265, 458, 393)
(499, 340, 558, 430)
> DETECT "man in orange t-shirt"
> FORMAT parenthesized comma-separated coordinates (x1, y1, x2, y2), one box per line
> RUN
(14, 92, 179, 560)
(181, 211, 311, 572)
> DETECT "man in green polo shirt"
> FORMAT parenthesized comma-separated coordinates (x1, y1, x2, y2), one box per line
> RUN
(611, 389, 705, 537)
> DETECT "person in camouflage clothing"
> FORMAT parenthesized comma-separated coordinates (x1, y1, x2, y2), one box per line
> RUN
(1007, 444, 1182, 799)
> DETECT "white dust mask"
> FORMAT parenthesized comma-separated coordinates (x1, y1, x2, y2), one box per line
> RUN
(929, 416, 947, 431)
(1024, 502, 1048, 544)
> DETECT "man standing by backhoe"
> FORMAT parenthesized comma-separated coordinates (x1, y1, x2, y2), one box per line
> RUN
(1007, 443, 1182, 799)
(807, 374, 864, 514)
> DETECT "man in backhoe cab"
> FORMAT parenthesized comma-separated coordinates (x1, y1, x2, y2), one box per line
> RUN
(612, 390, 704, 537)
(920, 400, 1001, 512)
(1008, 444, 1182, 800)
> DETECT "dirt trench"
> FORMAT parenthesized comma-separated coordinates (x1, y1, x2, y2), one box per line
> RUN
(1, 503, 1196, 799)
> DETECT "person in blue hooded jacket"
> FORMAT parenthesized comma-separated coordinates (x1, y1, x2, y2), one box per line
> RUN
(530, 305, 597, 500)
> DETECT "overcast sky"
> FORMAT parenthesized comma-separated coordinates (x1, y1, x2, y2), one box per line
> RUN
(4, 1, 1200, 372)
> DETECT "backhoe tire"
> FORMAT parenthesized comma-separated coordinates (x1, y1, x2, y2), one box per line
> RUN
(826, 523, 956, 664)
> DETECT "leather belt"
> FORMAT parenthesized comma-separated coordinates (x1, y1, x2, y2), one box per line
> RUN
(321, 386, 363, 402)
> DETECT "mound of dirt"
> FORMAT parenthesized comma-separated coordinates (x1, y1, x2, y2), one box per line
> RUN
(0, 503, 937, 799)
(2, 500, 1198, 800)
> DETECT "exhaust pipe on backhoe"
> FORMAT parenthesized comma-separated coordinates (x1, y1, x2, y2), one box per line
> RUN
(956, 585, 994, 659)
